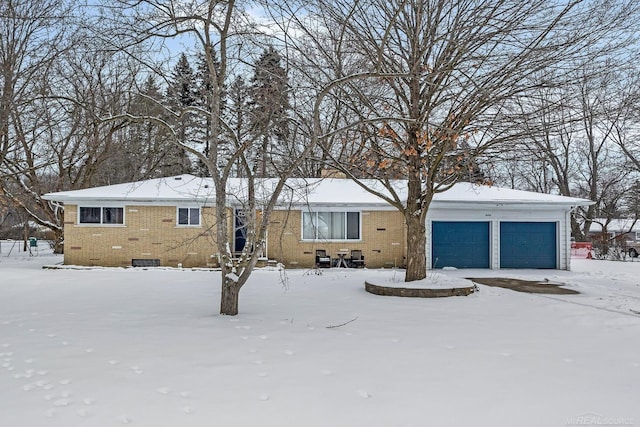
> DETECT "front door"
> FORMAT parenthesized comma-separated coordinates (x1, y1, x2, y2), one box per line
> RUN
(234, 209, 247, 254)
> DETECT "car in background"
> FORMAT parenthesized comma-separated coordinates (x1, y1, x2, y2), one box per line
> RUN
(627, 242, 640, 258)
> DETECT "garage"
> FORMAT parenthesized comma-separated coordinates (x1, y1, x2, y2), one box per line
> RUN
(432, 221, 490, 268)
(500, 222, 557, 269)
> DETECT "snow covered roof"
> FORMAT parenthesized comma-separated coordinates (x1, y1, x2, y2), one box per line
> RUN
(43, 175, 217, 204)
(433, 182, 593, 206)
(42, 174, 592, 208)
(587, 219, 640, 233)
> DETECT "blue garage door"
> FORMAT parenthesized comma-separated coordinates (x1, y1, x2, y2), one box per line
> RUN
(500, 222, 557, 269)
(432, 221, 490, 268)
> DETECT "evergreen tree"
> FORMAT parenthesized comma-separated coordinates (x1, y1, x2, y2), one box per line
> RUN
(228, 75, 250, 177)
(193, 48, 223, 176)
(167, 53, 196, 108)
(125, 75, 187, 179)
(248, 47, 290, 177)
(164, 53, 195, 175)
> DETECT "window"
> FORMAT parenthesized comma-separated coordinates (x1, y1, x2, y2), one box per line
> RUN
(178, 207, 200, 226)
(103, 207, 124, 224)
(79, 207, 124, 225)
(302, 211, 360, 240)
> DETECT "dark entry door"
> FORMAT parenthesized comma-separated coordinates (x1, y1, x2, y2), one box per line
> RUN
(234, 209, 247, 253)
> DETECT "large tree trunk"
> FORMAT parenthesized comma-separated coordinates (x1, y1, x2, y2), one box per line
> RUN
(404, 152, 428, 282)
(220, 279, 240, 316)
(405, 213, 427, 281)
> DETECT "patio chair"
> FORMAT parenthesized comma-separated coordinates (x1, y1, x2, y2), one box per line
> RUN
(316, 249, 332, 268)
(350, 249, 365, 268)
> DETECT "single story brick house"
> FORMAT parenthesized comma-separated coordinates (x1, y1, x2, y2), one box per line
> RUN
(42, 175, 592, 269)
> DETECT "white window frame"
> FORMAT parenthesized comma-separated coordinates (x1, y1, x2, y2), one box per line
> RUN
(301, 210, 361, 241)
(177, 207, 201, 226)
(78, 206, 125, 225)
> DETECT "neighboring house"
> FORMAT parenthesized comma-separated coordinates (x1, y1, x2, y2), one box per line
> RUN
(586, 219, 640, 242)
(585, 218, 640, 257)
(42, 174, 592, 270)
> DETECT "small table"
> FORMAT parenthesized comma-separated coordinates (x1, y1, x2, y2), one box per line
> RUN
(335, 251, 349, 268)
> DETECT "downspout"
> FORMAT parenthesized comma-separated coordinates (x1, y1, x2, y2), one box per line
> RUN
(567, 207, 575, 270)
(262, 209, 268, 259)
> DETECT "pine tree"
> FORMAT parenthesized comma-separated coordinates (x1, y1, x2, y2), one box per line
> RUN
(193, 48, 223, 176)
(248, 47, 290, 177)
(163, 53, 196, 175)
(126, 75, 182, 179)
(167, 53, 196, 108)
(228, 75, 250, 177)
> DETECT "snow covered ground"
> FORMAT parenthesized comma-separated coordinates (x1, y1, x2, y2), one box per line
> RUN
(1, 241, 639, 427)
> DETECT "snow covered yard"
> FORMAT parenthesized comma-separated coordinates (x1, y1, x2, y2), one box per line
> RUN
(1, 245, 639, 427)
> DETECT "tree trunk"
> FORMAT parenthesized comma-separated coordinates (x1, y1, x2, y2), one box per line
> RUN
(404, 124, 428, 282)
(53, 230, 64, 254)
(571, 214, 585, 241)
(23, 222, 29, 252)
(220, 279, 240, 316)
(405, 212, 427, 282)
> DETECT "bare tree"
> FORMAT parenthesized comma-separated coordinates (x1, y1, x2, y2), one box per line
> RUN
(609, 66, 640, 187)
(0, 0, 78, 250)
(498, 57, 639, 241)
(572, 63, 635, 239)
(271, 0, 637, 281)
(6, 4, 203, 244)
(104, 0, 318, 315)
(1, 36, 146, 250)
(0, 0, 71, 168)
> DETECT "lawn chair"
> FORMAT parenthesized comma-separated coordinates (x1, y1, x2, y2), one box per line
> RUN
(316, 249, 332, 268)
(350, 249, 365, 268)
